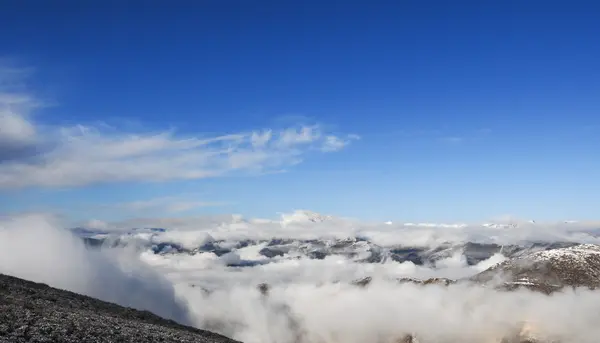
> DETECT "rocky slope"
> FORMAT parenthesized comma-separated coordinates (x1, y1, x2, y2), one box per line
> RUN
(0, 273, 241, 343)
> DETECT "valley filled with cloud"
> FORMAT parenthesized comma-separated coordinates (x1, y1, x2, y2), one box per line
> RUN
(3, 210, 600, 343)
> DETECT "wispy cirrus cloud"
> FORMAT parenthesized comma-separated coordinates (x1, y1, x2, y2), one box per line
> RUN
(0, 65, 359, 190)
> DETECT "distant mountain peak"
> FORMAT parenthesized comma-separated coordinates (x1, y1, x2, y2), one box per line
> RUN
(280, 210, 334, 225)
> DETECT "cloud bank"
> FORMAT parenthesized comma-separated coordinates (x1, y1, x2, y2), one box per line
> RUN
(138, 215, 600, 343)
(83, 210, 600, 247)
(0, 213, 192, 324)
(3, 212, 600, 343)
(180, 280, 600, 343)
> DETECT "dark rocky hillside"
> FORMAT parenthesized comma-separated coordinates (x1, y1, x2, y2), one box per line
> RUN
(0, 273, 242, 343)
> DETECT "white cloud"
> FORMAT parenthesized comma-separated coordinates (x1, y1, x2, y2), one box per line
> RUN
(80, 210, 600, 248)
(0, 119, 358, 189)
(251, 129, 272, 148)
(0, 109, 37, 147)
(0, 67, 358, 189)
(66, 211, 600, 343)
(321, 134, 360, 152)
(0, 72, 43, 162)
(0, 213, 192, 324)
(4, 212, 600, 343)
(277, 125, 320, 147)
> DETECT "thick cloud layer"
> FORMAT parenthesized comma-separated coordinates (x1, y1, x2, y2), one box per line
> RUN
(88, 210, 600, 248)
(178, 281, 600, 343)
(4, 212, 600, 343)
(0, 213, 191, 324)
(86, 212, 600, 342)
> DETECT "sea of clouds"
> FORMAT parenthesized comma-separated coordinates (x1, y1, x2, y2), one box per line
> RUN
(2, 211, 600, 343)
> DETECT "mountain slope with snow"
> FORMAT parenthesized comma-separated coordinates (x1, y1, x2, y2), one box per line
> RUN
(471, 243, 600, 293)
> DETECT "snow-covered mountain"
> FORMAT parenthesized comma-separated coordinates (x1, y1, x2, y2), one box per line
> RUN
(72, 211, 600, 273)
(78, 229, 584, 267)
(279, 210, 334, 225)
(471, 243, 600, 293)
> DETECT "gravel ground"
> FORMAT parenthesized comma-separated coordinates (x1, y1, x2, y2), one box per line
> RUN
(0, 273, 242, 343)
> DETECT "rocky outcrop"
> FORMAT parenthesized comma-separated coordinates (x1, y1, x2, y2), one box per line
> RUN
(349, 276, 456, 288)
(471, 243, 600, 294)
(399, 277, 456, 286)
(0, 273, 241, 343)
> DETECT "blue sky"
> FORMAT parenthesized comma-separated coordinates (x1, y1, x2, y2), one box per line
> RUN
(0, 1, 599, 222)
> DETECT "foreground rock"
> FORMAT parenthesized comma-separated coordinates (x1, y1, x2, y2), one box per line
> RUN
(0, 273, 241, 343)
